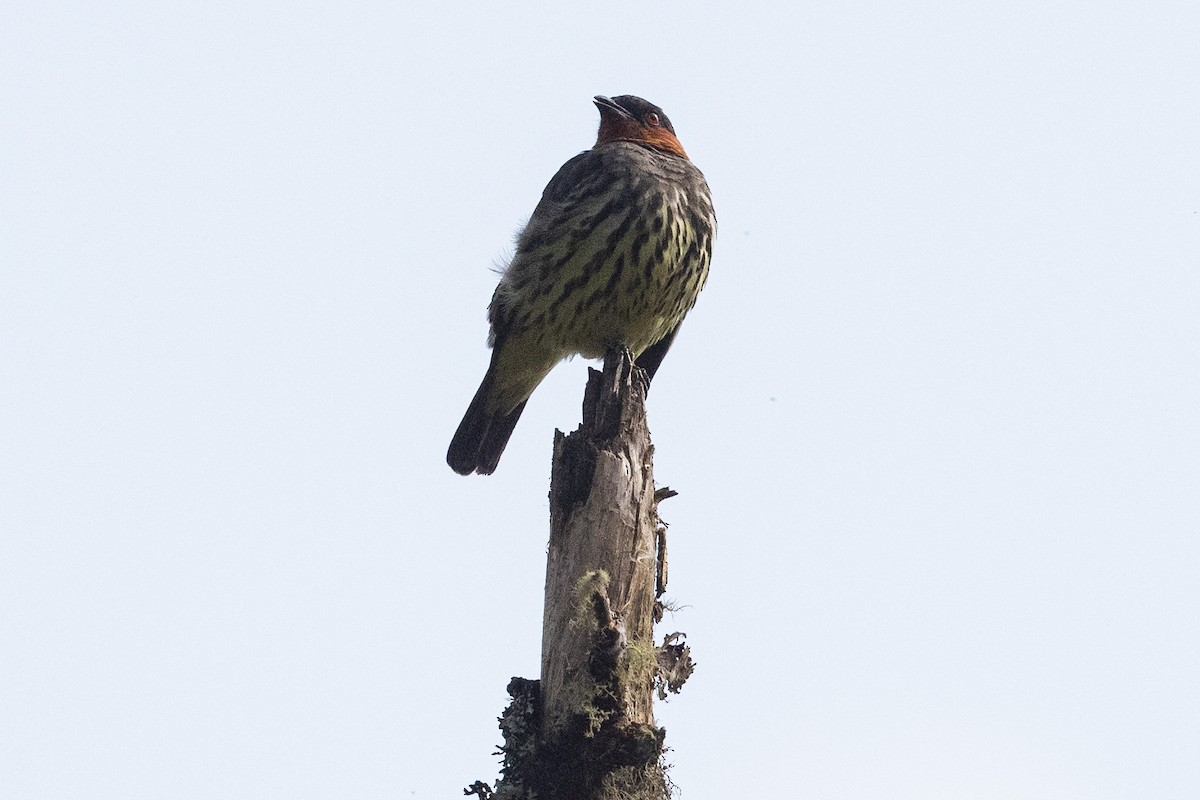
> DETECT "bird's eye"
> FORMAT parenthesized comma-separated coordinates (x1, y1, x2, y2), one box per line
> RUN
(645, 112, 661, 127)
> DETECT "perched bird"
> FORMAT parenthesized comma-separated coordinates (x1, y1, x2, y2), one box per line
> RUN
(447, 95, 715, 475)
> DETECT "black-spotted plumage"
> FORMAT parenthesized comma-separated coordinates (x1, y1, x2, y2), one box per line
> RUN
(447, 95, 715, 475)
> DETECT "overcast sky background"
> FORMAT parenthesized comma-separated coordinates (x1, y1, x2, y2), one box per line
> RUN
(3, 2, 1198, 798)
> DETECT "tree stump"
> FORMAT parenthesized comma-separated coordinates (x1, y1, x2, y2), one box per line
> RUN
(467, 348, 694, 800)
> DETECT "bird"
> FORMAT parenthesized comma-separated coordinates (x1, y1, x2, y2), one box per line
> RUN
(447, 94, 716, 475)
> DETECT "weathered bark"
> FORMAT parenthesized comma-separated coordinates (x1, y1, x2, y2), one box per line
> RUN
(466, 348, 693, 800)
(541, 346, 660, 734)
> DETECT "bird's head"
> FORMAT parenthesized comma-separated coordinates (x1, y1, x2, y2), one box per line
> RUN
(593, 95, 688, 159)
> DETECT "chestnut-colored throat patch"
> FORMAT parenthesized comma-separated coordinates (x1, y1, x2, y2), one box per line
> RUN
(596, 118, 689, 160)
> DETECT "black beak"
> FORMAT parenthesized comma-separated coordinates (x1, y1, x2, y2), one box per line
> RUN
(593, 95, 633, 119)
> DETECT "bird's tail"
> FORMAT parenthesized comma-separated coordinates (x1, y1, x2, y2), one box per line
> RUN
(446, 359, 529, 476)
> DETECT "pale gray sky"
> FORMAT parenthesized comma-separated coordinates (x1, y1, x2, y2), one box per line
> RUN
(3, 2, 1198, 798)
